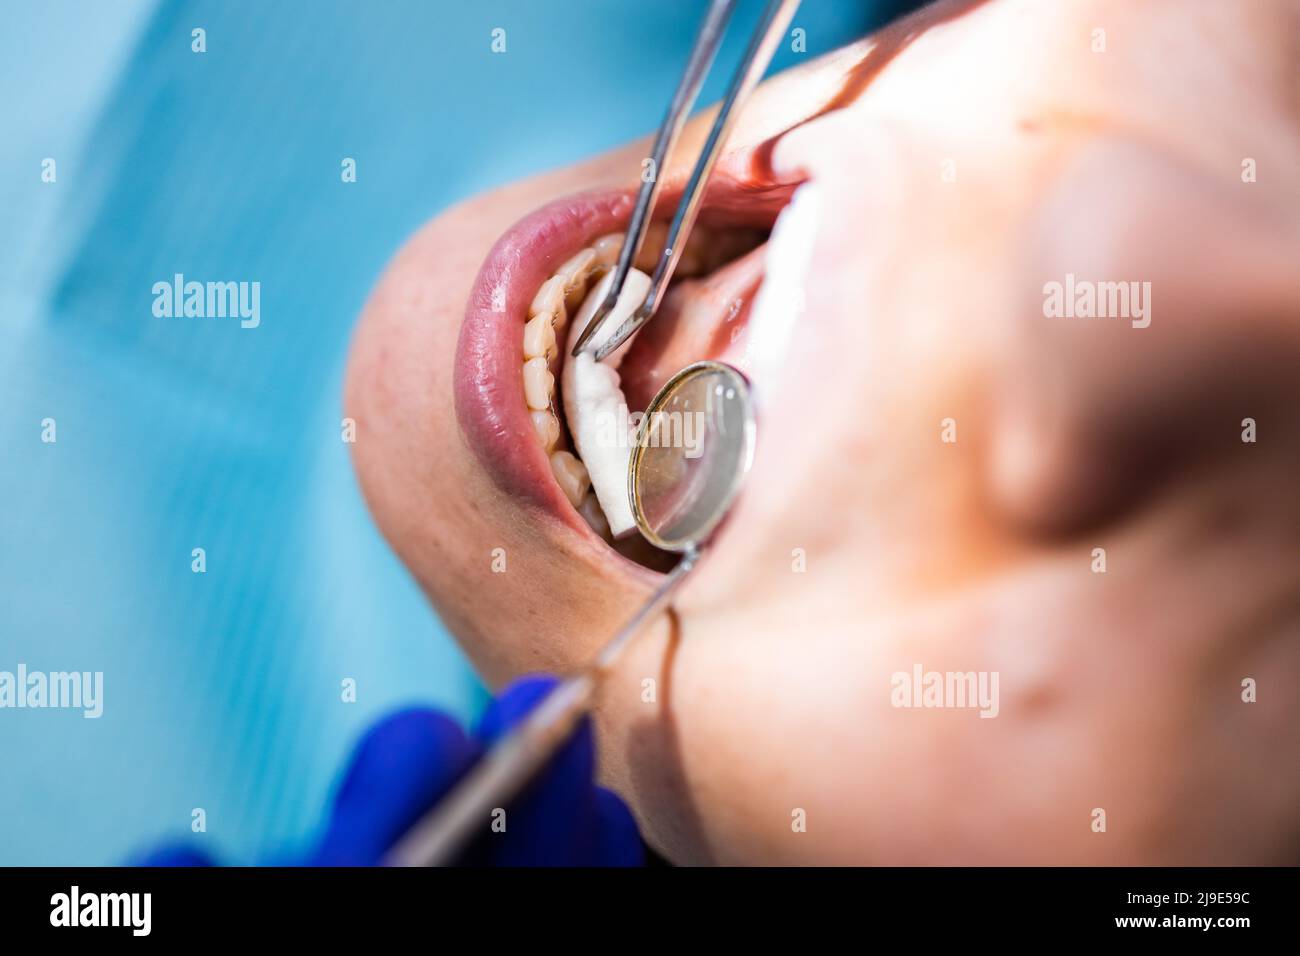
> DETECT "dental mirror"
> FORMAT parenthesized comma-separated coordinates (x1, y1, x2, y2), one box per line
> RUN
(630, 360, 756, 553)
(387, 360, 755, 867)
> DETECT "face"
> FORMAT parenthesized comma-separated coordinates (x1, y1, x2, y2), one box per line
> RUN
(346, 0, 1300, 864)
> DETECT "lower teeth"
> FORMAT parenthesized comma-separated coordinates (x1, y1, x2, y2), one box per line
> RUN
(520, 222, 759, 540)
(548, 449, 591, 508)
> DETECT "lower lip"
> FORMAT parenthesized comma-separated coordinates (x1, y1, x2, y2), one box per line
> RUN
(454, 189, 637, 530)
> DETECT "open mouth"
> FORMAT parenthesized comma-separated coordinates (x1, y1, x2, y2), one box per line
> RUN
(454, 178, 795, 571)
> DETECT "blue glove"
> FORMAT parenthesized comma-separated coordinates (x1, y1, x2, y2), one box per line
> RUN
(139, 676, 644, 867)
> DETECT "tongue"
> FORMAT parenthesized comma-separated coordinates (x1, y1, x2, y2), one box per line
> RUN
(617, 243, 766, 411)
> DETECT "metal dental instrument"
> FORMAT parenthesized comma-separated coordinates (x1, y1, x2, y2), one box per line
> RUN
(570, 0, 802, 362)
(386, 361, 756, 867)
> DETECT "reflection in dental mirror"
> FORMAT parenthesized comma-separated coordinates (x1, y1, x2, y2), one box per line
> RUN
(630, 360, 755, 553)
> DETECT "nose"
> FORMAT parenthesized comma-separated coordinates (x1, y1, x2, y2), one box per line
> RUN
(990, 136, 1300, 534)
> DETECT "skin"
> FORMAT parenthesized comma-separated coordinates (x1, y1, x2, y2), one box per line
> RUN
(346, 0, 1300, 864)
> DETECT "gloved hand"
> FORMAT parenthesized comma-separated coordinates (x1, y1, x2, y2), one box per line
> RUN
(139, 676, 644, 867)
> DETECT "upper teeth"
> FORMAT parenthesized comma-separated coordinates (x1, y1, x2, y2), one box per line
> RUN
(741, 183, 820, 410)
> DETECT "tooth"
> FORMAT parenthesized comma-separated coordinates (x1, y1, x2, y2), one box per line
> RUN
(531, 410, 560, 451)
(743, 183, 819, 406)
(549, 450, 591, 508)
(634, 221, 668, 272)
(557, 248, 596, 292)
(559, 249, 598, 313)
(593, 233, 623, 266)
(529, 275, 567, 326)
(522, 356, 554, 410)
(522, 313, 557, 361)
(565, 284, 588, 314)
(577, 491, 611, 538)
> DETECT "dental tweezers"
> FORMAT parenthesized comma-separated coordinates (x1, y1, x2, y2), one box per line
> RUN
(569, 0, 802, 362)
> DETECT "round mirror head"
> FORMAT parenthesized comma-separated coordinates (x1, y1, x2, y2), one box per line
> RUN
(628, 361, 756, 552)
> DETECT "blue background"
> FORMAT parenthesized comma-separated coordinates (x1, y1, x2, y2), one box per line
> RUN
(0, 0, 902, 864)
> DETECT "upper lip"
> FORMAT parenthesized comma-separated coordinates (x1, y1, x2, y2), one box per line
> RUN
(453, 174, 793, 543)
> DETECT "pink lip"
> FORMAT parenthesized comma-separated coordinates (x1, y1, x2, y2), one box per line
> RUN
(454, 180, 794, 530)
(454, 189, 635, 531)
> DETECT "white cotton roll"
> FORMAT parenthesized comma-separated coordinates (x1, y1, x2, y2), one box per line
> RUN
(562, 268, 652, 538)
